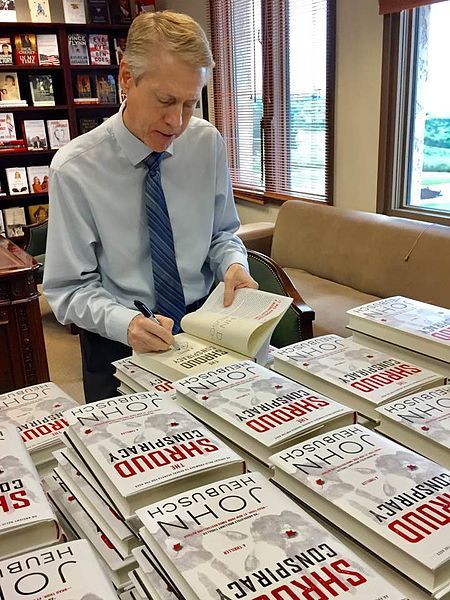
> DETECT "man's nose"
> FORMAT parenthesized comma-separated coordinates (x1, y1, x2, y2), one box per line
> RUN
(164, 104, 183, 132)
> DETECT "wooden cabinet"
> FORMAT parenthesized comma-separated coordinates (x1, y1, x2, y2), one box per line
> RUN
(0, 235, 49, 393)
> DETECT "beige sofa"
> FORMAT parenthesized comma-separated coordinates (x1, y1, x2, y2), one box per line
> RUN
(240, 201, 450, 338)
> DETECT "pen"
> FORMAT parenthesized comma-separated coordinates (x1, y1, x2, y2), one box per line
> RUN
(133, 300, 180, 350)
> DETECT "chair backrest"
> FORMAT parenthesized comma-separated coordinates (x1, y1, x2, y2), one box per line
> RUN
(247, 250, 314, 347)
(23, 220, 48, 257)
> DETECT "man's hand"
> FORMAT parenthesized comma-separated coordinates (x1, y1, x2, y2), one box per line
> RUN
(223, 263, 258, 307)
(127, 313, 175, 353)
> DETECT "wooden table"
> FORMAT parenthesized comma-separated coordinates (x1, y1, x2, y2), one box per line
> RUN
(0, 235, 49, 394)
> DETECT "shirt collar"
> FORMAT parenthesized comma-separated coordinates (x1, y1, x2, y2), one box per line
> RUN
(110, 102, 174, 167)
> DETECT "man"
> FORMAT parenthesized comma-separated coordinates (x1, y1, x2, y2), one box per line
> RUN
(44, 11, 257, 403)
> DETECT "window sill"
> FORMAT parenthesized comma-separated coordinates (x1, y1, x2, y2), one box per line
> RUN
(234, 189, 331, 206)
(386, 206, 450, 227)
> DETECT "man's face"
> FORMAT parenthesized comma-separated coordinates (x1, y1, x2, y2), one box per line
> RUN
(2, 45, 8, 55)
(120, 52, 206, 152)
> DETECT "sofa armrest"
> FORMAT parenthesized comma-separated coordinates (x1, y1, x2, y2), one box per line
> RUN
(237, 222, 275, 256)
(247, 250, 315, 347)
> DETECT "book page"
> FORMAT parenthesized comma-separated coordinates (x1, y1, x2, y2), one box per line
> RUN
(181, 283, 292, 357)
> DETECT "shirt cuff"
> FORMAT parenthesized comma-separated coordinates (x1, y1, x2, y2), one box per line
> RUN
(217, 251, 249, 281)
(107, 306, 140, 346)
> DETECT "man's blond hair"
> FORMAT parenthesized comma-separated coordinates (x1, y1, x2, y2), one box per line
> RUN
(124, 11, 214, 81)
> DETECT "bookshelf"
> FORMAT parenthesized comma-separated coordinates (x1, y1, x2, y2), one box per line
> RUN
(0, 15, 129, 241)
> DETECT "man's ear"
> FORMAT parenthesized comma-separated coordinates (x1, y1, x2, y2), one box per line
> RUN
(119, 60, 134, 94)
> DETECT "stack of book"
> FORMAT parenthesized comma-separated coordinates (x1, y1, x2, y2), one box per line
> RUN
(134, 470, 411, 599)
(0, 382, 78, 471)
(113, 357, 176, 396)
(0, 424, 60, 559)
(129, 546, 175, 599)
(0, 539, 119, 598)
(272, 334, 445, 421)
(174, 360, 354, 466)
(269, 424, 450, 597)
(347, 296, 450, 377)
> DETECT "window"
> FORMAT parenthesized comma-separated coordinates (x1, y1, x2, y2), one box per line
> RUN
(209, 0, 335, 204)
(379, 1, 450, 223)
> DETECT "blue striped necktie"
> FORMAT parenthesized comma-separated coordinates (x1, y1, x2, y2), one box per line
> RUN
(144, 151, 186, 333)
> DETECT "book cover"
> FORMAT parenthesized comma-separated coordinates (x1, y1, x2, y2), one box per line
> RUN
(376, 384, 450, 468)
(47, 118, 70, 148)
(0, 71, 21, 103)
(0, 211, 5, 234)
(0, 37, 13, 64)
(175, 360, 354, 463)
(13, 33, 38, 65)
(273, 334, 444, 421)
(0, 424, 59, 558)
(0, 382, 78, 454)
(87, 0, 110, 23)
(136, 471, 408, 600)
(67, 32, 89, 65)
(347, 297, 450, 363)
(76, 73, 92, 98)
(269, 424, 450, 593)
(113, 357, 176, 396)
(28, 0, 51, 22)
(27, 165, 49, 194)
(0, 112, 16, 140)
(62, 0, 86, 23)
(36, 33, 59, 65)
(28, 203, 49, 223)
(23, 118, 48, 150)
(88, 33, 111, 65)
(135, 0, 155, 15)
(0, 0, 16, 21)
(2, 205, 26, 237)
(96, 73, 116, 103)
(29, 73, 55, 106)
(114, 36, 127, 64)
(78, 116, 99, 134)
(0, 539, 119, 598)
(63, 392, 244, 518)
(5, 168, 28, 195)
(110, 0, 132, 23)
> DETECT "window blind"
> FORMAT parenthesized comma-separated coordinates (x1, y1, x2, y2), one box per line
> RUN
(379, 0, 446, 14)
(209, 0, 335, 203)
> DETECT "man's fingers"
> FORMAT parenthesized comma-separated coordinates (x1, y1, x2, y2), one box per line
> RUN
(128, 314, 175, 352)
(223, 282, 235, 307)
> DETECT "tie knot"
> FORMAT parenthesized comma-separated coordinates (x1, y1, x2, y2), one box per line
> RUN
(143, 151, 165, 175)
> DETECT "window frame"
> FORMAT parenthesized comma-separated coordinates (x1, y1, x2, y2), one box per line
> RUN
(209, 0, 336, 206)
(378, 8, 450, 225)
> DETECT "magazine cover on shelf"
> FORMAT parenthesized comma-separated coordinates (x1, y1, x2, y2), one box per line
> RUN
(67, 32, 89, 65)
(0, 539, 119, 598)
(376, 384, 450, 468)
(62, 0, 86, 23)
(0, 37, 13, 64)
(13, 33, 38, 65)
(0, 111, 16, 140)
(87, 0, 110, 23)
(47, 118, 70, 148)
(114, 36, 127, 64)
(136, 471, 408, 600)
(28, 203, 49, 223)
(347, 296, 450, 363)
(88, 33, 111, 65)
(28, 0, 51, 22)
(36, 33, 59, 65)
(27, 165, 49, 193)
(29, 73, 55, 106)
(23, 118, 48, 150)
(96, 73, 116, 103)
(2, 206, 26, 237)
(0, 0, 16, 21)
(0, 71, 22, 103)
(5, 167, 28, 195)
(269, 424, 450, 594)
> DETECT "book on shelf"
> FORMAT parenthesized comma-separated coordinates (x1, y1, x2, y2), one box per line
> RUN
(0, 211, 5, 234)
(67, 32, 89, 65)
(0, 424, 60, 559)
(28, 0, 51, 22)
(13, 33, 38, 65)
(88, 33, 111, 65)
(0, 111, 16, 140)
(113, 357, 176, 395)
(0, 37, 13, 65)
(28, 203, 49, 223)
(23, 118, 48, 150)
(96, 73, 117, 103)
(272, 334, 445, 421)
(5, 167, 29, 195)
(0, 382, 78, 466)
(87, 0, 110, 23)
(62, 391, 245, 520)
(73, 97, 99, 104)
(2, 205, 26, 237)
(78, 116, 100, 133)
(47, 118, 70, 148)
(0, 139, 26, 151)
(0, 71, 26, 106)
(29, 73, 55, 106)
(27, 164, 49, 193)
(110, 0, 132, 23)
(75, 72, 93, 97)
(174, 360, 355, 465)
(135, 0, 155, 15)
(114, 36, 127, 65)
(0, 0, 16, 22)
(269, 423, 450, 595)
(130, 546, 175, 600)
(375, 384, 450, 468)
(36, 33, 60, 65)
(136, 470, 409, 600)
(347, 296, 450, 364)
(0, 539, 119, 598)
(62, 0, 86, 23)
(132, 283, 293, 382)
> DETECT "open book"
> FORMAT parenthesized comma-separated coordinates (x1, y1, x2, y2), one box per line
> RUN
(132, 283, 292, 381)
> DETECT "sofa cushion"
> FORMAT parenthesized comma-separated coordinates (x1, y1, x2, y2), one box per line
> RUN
(284, 268, 380, 338)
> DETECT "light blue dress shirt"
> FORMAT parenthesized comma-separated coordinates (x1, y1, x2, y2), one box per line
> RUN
(43, 107, 248, 346)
